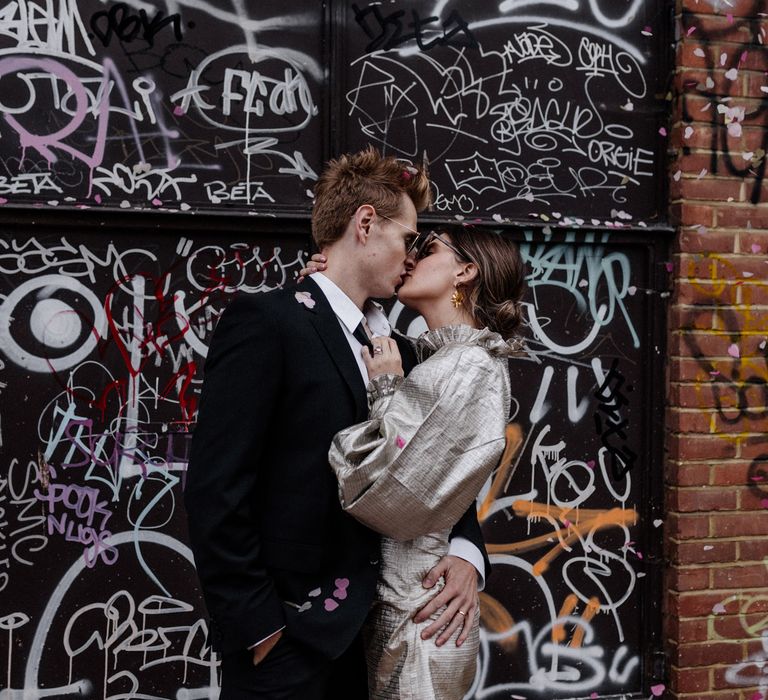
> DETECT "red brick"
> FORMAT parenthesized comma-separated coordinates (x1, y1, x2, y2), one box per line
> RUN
(712, 562, 768, 588)
(682, 0, 768, 18)
(679, 176, 745, 203)
(667, 408, 716, 433)
(738, 539, 768, 562)
(669, 486, 739, 511)
(668, 617, 711, 644)
(671, 306, 719, 332)
(737, 230, 768, 251)
(678, 640, 746, 666)
(671, 665, 712, 693)
(671, 202, 718, 228)
(670, 540, 738, 565)
(670, 565, 712, 591)
(667, 512, 711, 539)
(667, 462, 714, 487)
(675, 280, 738, 305)
(710, 511, 768, 537)
(741, 440, 768, 460)
(669, 357, 718, 382)
(670, 383, 745, 413)
(710, 461, 755, 486)
(717, 207, 768, 231)
(739, 486, 768, 510)
(668, 434, 739, 460)
(670, 331, 762, 358)
(677, 229, 737, 253)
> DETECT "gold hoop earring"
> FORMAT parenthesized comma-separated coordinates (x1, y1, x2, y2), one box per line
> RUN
(451, 287, 464, 309)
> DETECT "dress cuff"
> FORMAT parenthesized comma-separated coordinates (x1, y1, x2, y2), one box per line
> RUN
(366, 373, 404, 412)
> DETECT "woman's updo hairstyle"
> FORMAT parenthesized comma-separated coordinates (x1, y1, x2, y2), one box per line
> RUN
(440, 224, 527, 340)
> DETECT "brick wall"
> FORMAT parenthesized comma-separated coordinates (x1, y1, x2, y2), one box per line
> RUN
(668, 0, 768, 698)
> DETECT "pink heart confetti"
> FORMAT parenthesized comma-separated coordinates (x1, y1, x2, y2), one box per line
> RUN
(94, 193, 102, 204)
(334, 578, 349, 590)
(651, 683, 665, 696)
(324, 598, 339, 612)
(727, 344, 740, 358)
(0, 198, 7, 205)
(658, 127, 667, 136)
(664, 262, 674, 272)
(152, 198, 163, 206)
(295, 291, 316, 309)
(712, 602, 727, 614)
(586, 460, 596, 469)
(752, 244, 763, 253)
(333, 587, 348, 600)
(395, 435, 406, 449)
(173, 105, 185, 116)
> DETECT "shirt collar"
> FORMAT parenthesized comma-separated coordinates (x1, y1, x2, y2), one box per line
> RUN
(311, 273, 391, 337)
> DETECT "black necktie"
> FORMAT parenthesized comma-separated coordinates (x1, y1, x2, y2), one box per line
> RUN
(353, 321, 373, 352)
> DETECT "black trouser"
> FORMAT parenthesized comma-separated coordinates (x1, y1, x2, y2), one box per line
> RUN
(219, 633, 368, 700)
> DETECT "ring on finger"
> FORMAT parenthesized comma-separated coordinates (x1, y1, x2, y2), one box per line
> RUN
(373, 345, 383, 354)
(457, 609, 466, 617)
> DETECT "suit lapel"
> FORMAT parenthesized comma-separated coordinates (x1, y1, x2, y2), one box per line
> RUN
(299, 277, 368, 419)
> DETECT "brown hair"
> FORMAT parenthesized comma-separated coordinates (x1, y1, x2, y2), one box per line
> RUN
(311, 146, 431, 249)
(441, 224, 527, 340)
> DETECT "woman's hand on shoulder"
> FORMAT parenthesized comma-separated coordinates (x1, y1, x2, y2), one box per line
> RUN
(363, 337, 403, 380)
(298, 253, 327, 279)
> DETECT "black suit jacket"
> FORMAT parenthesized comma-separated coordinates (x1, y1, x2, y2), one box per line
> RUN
(184, 276, 488, 659)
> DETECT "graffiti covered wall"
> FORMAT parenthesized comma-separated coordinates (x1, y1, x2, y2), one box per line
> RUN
(0, 1, 671, 698)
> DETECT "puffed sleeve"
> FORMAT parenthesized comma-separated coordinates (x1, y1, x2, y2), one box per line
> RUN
(328, 344, 509, 541)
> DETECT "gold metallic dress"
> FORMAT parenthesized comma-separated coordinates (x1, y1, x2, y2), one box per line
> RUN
(329, 326, 519, 700)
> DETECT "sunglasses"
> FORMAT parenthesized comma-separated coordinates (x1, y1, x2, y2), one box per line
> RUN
(376, 213, 472, 262)
(407, 230, 473, 262)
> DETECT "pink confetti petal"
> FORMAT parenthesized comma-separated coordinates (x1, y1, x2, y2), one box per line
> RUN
(727, 343, 740, 358)
(0, 198, 7, 205)
(295, 291, 316, 309)
(152, 198, 162, 206)
(324, 598, 339, 612)
(686, 26, 696, 36)
(395, 435, 406, 449)
(586, 460, 596, 469)
(752, 244, 763, 254)
(94, 193, 102, 204)
(651, 684, 665, 697)
(712, 602, 727, 614)
(658, 127, 667, 136)
(750, 692, 762, 700)
(334, 577, 349, 590)
(173, 105, 185, 116)
(664, 262, 674, 273)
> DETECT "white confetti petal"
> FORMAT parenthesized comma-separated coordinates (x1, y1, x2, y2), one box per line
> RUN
(725, 68, 738, 80)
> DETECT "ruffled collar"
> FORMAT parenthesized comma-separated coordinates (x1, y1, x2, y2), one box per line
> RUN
(415, 324, 525, 361)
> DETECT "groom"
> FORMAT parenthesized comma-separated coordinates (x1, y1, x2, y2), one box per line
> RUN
(184, 146, 488, 699)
